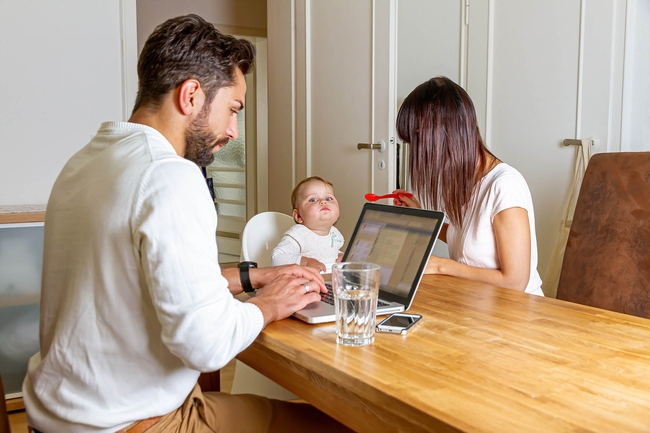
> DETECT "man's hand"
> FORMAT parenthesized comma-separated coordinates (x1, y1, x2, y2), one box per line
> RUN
(249, 264, 326, 292)
(246, 274, 326, 326)
(223, 264, 326, 295)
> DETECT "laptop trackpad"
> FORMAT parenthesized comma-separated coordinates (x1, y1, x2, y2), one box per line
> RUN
(301, 300, 329, 311)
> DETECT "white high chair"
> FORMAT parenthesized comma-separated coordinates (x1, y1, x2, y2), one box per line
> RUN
(231, 211, 299, 400)
(240, 211, 295, 267)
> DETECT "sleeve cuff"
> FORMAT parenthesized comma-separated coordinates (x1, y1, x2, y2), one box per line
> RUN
(244, 301, 265, 335)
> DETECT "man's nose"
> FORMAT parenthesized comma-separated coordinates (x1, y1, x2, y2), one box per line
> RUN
(226, 116, 238, 139)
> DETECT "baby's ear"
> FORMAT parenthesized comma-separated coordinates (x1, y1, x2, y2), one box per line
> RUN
(292, 208, 302, 224)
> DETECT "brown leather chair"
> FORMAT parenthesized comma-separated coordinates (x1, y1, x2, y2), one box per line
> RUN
(0, 374, 10, 433)
(198, 371, 220, 392)
(557, 152, 650, 318)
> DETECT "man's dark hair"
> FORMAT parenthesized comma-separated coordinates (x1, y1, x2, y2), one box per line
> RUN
(132, 14, 255, 113)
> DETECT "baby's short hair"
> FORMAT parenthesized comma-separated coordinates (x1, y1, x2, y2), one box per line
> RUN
(291, 176, 334, 209)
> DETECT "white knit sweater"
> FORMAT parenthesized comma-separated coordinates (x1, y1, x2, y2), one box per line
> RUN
(23, 122, 264, 432)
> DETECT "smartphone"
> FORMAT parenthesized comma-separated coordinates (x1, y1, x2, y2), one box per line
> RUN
(376, 313, 422, 335)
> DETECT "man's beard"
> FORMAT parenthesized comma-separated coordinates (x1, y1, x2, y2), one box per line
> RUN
(184, 106, 229, 167)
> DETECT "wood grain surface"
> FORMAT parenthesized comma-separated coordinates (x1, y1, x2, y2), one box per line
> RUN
(237, 275, 650, 433)
(0, 212, 45, 224)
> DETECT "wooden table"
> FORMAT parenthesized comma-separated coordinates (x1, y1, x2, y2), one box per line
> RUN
(237, 275, 650, 432)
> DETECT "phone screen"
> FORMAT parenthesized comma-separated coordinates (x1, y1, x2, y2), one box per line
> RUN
(381, 314, 420, 328)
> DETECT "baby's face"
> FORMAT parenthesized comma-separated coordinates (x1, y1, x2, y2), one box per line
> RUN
(293, 180, 340, 233)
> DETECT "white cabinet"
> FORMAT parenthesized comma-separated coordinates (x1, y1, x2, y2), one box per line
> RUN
(0, 220, 44, 398)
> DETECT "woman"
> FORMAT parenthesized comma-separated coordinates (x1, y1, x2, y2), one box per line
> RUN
(393, 77, 543, 296)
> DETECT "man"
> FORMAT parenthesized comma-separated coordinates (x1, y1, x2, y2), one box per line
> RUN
(23, 14, 351, 432)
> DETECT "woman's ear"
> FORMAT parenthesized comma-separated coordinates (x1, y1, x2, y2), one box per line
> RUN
(292, 208, 302, 224)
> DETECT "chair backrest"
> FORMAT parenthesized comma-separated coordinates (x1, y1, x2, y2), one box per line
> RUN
(557, 152, 650, 318)
(241, 212, 295, 267)
(0, 374, 10, 433)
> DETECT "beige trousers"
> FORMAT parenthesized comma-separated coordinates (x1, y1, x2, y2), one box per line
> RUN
(145, 384, 353, 433)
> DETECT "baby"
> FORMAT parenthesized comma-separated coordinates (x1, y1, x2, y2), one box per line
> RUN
(271, 176, 344, 272)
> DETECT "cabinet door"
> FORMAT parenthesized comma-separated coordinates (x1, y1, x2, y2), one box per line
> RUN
(466, 0, 627, 284)
(0, 223, 44, 397)
(267, 0, 465, 242)
(267, 0, 394, 240)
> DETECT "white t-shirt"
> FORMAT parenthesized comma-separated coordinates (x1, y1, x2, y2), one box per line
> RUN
(446, 163, 544, 296)
(271, 225, 344, 273)
(22, 122, 264, 432)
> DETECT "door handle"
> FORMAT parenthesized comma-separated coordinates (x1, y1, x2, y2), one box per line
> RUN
(357, 141, 385, 152)
(563, 137, 597, 146)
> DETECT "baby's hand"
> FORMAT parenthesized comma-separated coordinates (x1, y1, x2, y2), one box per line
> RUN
(336, 252, 344, 263)
(301, 257, 327, 273)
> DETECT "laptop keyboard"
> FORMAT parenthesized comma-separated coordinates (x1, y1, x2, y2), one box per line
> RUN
(322, 283, 391, 307)
(322, 283, 335, 305)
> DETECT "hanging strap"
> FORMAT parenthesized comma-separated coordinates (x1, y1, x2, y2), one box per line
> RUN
(582, 137, 592, 164)
(562, 139, 592, 226)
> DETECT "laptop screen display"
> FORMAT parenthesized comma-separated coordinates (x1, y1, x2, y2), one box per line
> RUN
(345, 208, 441, 298)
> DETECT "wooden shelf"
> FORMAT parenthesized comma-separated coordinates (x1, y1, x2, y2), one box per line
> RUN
(6, 397, 24, 411)
(0, 212, 45, 224)
(0, 294, 40, 308)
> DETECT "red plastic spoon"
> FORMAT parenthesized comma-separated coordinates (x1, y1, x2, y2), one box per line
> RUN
(364, 192, 414, 202)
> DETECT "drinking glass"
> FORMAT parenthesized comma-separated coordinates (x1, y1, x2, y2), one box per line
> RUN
(331, 262, 380, 346)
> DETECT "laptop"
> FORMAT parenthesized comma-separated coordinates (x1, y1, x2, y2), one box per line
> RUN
(293, 203, 445, 324)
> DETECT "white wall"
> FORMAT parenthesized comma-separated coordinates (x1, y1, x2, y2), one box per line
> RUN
(0, 0, 266, 208)
(0, 1, 132, 206)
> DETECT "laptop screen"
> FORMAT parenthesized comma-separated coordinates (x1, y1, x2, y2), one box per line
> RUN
(343, 203, 444, 305)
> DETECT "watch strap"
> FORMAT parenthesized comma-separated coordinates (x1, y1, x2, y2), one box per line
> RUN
(239, 261, 258, 293)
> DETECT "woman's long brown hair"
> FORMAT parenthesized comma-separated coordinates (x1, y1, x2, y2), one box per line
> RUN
(396, 76, 494, 228)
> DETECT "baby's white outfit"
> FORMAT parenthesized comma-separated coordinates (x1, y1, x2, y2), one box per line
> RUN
(271, 225, 345, 272)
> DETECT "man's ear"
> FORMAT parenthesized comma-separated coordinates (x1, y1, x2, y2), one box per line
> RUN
(292, 208, 302, 224)
(178, 79, 204, 116)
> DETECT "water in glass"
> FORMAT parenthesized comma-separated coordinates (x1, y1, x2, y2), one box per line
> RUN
(335, 288, 378, 346)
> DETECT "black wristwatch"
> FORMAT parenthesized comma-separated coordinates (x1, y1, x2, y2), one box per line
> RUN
(238, 261, 258, 293)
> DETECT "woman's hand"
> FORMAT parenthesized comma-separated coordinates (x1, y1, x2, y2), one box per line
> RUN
(392, 189, 421, 208)
(424, 256, 453, 275)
